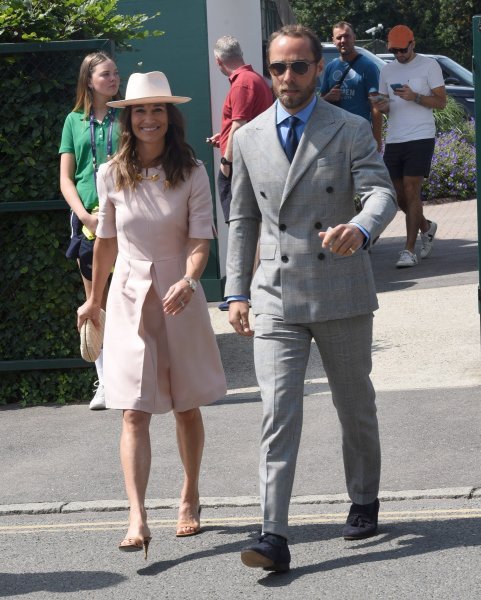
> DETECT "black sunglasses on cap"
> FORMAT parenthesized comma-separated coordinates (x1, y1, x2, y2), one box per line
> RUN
(391, 43, 413, 54)
(268, 60, 316, 76)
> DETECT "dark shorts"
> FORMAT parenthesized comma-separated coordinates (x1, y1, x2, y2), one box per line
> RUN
(383, 138, 435, 180)
(217, 168, 232, 223)
(65, 211, 94, 281)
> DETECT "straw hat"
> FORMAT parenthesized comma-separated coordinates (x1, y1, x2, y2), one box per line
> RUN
(107, 71, 191, 108)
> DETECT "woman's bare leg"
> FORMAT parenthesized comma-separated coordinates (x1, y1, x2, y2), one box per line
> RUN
(174, 407, 204, 534)
(120, 409, 152, 540)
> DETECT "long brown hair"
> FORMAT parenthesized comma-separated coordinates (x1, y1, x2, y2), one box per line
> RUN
(112, 103, 198, 190)
(72, 52, 121, 117)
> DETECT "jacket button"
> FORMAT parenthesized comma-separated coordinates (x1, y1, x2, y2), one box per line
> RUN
(326, 186, 333, 193)
(279, 224, 287, 231)
(281, 255, 289, 263)
(317, 252, 325, 260)
(314, 222, 322, 229)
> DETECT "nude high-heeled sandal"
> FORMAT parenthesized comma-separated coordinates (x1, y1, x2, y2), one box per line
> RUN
(119, 535, 152, 560)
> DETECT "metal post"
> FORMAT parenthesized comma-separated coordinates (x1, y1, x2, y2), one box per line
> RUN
(473, 16, 481, 343)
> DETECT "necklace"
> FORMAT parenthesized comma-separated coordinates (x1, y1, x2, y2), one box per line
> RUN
(135, 172, 160, 182)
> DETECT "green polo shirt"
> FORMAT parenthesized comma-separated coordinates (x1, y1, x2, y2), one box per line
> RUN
(59, 109, 121, 210)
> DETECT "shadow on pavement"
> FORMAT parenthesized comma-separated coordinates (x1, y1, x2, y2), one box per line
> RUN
(259, 516, 481, 586)
(0, 570, 126, 597)
(370, 236, 478, 293)
(135, 517, 481, 585)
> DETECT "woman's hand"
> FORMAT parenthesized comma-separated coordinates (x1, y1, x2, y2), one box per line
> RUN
(82, 212, 98, 235)
(77, 299, 101, 332)
(162, 279, 194, 316)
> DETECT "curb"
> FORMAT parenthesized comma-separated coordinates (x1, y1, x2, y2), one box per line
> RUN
(1, 487, 479, 516)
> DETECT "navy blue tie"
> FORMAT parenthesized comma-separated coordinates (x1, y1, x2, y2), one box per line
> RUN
(285, 116, 300, 162)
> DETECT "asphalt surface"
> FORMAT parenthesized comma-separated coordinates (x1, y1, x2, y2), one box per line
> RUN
(1, 199, 480, 598)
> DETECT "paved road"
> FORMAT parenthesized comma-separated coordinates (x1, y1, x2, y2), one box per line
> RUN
(1, 498, 481, 599)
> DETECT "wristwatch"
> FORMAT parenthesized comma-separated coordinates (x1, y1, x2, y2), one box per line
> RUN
(220, 157, 232, 166)
(183, 276, 198, 292)
(414, 93, 422, 105)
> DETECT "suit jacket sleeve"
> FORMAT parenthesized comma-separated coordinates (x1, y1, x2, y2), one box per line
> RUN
(349, 118, 397, 243)
(225, 134, 261, 297)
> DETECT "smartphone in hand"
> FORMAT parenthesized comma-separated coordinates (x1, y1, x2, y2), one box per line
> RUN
(390, 83, 403, 90)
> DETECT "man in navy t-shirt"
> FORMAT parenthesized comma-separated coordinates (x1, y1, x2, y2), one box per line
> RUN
(320, 21, 382, 151)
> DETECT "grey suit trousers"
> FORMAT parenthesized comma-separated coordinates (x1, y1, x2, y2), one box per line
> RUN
(254, 312, 380, 540)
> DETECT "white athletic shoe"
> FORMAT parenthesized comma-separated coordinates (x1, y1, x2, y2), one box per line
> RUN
(395, 249, 418, 268)
(420, 220, 437, 259)
(89, 381, 106, 410)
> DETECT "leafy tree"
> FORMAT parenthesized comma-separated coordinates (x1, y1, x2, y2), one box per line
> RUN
(436, 0, 478, 67)
(290, 0, 477, 67)
(0, 0, 163, 49)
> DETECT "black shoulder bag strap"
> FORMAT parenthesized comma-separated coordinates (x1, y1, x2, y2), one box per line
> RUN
(331, 53, 362, 90)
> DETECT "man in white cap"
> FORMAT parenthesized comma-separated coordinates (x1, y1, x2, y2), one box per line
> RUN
(377, 25, 446, 268)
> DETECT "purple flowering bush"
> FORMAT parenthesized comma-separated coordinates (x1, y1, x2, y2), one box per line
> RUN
(421, 98, 476, 200)
(422, 123, 476, 200)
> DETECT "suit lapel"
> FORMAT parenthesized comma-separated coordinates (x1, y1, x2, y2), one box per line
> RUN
(282, 100, 345, 204)
(252, 106, 291, 174)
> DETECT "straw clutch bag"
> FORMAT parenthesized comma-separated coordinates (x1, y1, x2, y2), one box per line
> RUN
(80, 309, 106, 362)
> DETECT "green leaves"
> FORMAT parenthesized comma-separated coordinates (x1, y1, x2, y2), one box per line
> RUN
(0, 0, 163, 49)
(0, 211, 97, 405)
(290, 0, 473, 68)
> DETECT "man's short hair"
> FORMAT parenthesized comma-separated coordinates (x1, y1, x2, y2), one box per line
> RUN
(268, 25, 322, 62)
(333, 21, 355, 35)
(214, 36, 244, 63)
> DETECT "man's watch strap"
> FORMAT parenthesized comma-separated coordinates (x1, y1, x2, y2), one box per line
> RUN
(220, 157, 232, 166)
(414, 93, 423, 105)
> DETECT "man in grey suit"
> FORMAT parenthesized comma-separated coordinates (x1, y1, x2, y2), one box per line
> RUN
(225, 24, 397, 572)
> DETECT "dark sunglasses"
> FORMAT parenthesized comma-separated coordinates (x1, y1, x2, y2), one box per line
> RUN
(391, 43, 412, 54)
(268, 60, 316, 76)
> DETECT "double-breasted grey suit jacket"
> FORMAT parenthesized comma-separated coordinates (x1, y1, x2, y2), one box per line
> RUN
(225, 98, 397, 324)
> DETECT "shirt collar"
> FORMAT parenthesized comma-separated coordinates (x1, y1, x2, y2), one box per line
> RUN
(276, 94, 317, 125)
(229, 64, 254, 84)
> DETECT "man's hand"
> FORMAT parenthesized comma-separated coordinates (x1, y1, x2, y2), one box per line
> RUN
(206, 133, 220, 147)
(393, 84, 415, 102)
(319, 224, 365, 256)
(228, 301, 254, 337)
(322, 84, 342, 103)
(220, 162, 231, 177)
(370, 94, 390, 114)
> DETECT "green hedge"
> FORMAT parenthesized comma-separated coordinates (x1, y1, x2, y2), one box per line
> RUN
(0, 2, 162, 406)
(0, 50, 80, 202)
(0, 211, 96, 405)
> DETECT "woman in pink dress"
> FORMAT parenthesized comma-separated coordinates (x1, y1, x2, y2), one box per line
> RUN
(77, 72, 226, 559)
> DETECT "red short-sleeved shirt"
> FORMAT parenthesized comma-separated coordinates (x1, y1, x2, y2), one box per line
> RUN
(219, 64, 273, 155)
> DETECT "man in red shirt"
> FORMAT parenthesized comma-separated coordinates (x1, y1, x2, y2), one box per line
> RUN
(208, 36, 273, 223)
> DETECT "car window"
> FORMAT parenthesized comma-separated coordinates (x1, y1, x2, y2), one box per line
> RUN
(434, 56, 473, 86)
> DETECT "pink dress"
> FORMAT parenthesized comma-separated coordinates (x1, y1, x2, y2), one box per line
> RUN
(96, 161, 227, 414)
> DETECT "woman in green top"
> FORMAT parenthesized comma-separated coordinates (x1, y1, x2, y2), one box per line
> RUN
(59, 52, 121, 410)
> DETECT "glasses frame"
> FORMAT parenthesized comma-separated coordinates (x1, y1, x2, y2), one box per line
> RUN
(391, 42, 413, 54)
(268, 60, 317, 76)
